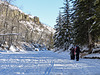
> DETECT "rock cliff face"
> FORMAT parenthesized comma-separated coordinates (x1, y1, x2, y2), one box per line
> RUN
(0, 1, 55, 47)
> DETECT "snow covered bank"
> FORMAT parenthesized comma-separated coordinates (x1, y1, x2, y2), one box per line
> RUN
(0, 41, 47, 53)
(83, 53, 100, 59)
(82, 45, 100, 59)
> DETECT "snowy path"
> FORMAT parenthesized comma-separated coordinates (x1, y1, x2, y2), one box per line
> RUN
(0, 51, 100, 75)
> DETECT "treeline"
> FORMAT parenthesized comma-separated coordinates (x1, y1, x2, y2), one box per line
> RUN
(54, 0, 100, 52)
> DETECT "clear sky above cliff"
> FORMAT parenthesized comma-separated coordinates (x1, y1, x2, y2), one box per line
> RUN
(13, 0, 64, 28)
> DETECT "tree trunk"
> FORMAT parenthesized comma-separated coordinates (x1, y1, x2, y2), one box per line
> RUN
(88, 33, 92, 54)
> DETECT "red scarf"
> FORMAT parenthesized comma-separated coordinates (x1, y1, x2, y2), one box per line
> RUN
(74, 47, 77, 55)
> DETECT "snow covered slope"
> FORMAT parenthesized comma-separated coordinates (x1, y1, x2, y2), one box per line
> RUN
(0, 0, 55, 46)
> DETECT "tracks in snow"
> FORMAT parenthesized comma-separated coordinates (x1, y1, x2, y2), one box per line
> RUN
(44, 61, 54, 75)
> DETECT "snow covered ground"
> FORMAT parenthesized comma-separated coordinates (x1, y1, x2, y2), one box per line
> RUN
(0, 51, 100, 75)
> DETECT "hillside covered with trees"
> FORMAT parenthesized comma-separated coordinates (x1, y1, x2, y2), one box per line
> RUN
(54, 0, 100, 54)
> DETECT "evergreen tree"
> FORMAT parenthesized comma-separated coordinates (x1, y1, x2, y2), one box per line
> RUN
(73, 0, 100, 52)
(54, 11, 63, 48)
(54, 0, 72, 50)
(49, 32, 54, 49)
(91, 0, 100, 42)
(60, 0, 73, 50)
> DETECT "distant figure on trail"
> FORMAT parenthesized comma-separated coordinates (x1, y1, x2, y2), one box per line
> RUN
(70, 46, 75, 60)
(75, 45, 81, 61)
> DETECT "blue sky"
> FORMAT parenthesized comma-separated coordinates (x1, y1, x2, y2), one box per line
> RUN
(13, 0, 64, 28)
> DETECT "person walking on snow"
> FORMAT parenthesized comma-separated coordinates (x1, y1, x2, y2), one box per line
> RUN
(70, 46, 75, 60)
(75, 45, 81, 61)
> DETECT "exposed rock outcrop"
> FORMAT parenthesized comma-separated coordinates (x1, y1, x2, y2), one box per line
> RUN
(0, 1, 55, 47)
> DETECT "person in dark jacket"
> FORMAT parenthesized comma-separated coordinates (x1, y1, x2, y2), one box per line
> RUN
(75, 45, 80, 61)
(70, 47, 75, 60)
